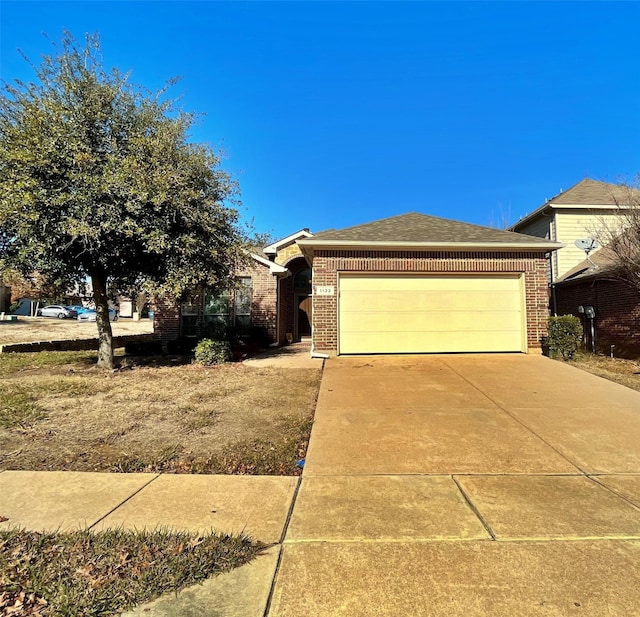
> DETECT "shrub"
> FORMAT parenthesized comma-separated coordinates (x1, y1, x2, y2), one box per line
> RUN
(194, 338, 233, 365)
(547, 315, 583, 360)
(248, 326, 271, 349)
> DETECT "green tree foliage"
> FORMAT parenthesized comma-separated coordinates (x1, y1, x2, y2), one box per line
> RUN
(0, 32, 247, 367)
(547, 315, 583, 361)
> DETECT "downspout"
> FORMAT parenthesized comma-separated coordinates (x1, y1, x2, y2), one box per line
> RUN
(549, 252, 558, 316)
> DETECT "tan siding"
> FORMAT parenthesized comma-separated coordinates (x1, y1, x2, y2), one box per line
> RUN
(554, 210, 624, 278)
(515, 217, 552, 240)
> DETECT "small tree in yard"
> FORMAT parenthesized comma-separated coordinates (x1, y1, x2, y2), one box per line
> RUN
(548, 315, 583, 361)
(0, 32, 247, 368)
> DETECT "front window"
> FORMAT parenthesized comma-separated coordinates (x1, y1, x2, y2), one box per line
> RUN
(234, 277, 252, 334)
(204, 289, 230, 338)
(181, 297, 199, 337)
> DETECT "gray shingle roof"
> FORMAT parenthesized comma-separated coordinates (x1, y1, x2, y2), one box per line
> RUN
(307, 212, 557, 246)
(555, 246, 618, 283)
(510, 178, 639, 232)
(548, 179, 635, 206)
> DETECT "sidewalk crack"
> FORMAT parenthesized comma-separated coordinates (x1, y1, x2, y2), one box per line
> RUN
(88, 473, 161, 530)
(263, 476, 302, 616)
(452, 475, 496, 541)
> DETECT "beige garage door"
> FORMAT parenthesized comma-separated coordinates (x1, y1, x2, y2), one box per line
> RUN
(339, 274, 525, 354)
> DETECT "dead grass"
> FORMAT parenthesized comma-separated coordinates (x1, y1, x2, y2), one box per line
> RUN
(0, 352, 321, 475)
(0, 317, 153, 346)
(567, 353, 640, 393)
(0, 527, 261, 616)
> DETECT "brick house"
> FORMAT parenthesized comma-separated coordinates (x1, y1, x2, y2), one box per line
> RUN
(155, 213, 562, 355)
(553, 247, 640, 359)
(155, 229, 314, 347)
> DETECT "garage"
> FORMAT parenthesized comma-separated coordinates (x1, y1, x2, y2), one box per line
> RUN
(339, 273, 525, 354)
(296, 212, 562, 356)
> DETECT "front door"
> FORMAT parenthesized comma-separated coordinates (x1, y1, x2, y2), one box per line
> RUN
(297, 294, 312, 339)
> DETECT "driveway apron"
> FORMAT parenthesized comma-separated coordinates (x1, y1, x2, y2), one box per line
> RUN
(268, 354, 640, 616)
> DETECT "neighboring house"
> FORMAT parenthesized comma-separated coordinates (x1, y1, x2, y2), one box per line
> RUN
(155, 213, 561, 355)
(509, 178, 633, 282)
(553, 247, 640, 359)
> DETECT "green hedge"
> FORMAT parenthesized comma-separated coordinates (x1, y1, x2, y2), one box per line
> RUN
(194, 339, 233, 365)
(547, 315, 583, 360)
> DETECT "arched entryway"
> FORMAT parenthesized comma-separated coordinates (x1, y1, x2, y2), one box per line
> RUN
(283, 257, 312, 342)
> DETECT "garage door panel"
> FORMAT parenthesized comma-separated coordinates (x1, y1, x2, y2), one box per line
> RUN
(340, 311, 522, 333)
(341, 292, 522, 312)
(341, 330, 523, 353)
(340, 275, 519, 292)
(338, 274, 525, 354)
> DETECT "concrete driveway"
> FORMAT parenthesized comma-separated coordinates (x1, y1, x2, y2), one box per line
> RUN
(268, 354, 640, 616)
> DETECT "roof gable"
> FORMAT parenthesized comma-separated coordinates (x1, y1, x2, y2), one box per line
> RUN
(263, 229, 313, 255)
(303, 212, 559, 247)
(548, 179, 633, 206)
(510, 178, 638, 232)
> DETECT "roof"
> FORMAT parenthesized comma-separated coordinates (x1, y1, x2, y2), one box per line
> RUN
(249, 252, 289, 275)
(547, 178, 633, 206)
(263, 229, 313, 255)
(297, 212, 563, 252)
(510, 178, 637, 231)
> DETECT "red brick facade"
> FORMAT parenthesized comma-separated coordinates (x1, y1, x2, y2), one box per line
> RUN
(555, 277, 640, 359)
(153, 260, 278, 345)
(311, 250, 551, 354)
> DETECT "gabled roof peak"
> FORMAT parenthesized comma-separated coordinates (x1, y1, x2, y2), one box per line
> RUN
(263, 229, 313, 254)
(546, 178, 633, 206)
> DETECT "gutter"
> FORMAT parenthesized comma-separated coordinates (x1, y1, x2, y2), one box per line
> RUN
(296, 240, 564, 251)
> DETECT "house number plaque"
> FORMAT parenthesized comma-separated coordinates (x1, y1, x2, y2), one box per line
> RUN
(315, 285, 335, 296)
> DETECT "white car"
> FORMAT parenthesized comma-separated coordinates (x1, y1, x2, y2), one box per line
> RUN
(37, 305, 78, 319)
(77, 308, 119, 322)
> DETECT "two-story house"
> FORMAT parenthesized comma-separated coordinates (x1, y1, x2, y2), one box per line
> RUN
(509, 178, 632, 283)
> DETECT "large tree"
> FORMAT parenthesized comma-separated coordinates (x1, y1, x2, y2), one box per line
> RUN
(592, 180, 640, 292)
(0, 33, 247, 368)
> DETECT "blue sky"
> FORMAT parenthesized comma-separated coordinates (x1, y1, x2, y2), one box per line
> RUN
(2, 1, 640, 239)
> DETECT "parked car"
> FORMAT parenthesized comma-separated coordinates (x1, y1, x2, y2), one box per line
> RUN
(37, 305, 79, 319)
(68, 304, 91, 315)
(77, 308, 119, 322)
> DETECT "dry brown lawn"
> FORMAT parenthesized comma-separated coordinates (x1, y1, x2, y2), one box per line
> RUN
(568, 354, 640, 393)
(0, 351, 321, 474)
(0, 316, 153, 346)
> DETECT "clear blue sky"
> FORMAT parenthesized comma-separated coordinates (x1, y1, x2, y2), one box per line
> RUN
(2, 1, 640, 239)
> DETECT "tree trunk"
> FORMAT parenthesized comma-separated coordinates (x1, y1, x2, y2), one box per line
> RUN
(90, 270, 114, 369)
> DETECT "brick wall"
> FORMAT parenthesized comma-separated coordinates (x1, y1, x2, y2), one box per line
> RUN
(555, 277, 640, 359)
(153, 295, 181, 346)
(241, 262, 278, 342)
(311, 250, 551, 354)
(153, 260, 279, 345)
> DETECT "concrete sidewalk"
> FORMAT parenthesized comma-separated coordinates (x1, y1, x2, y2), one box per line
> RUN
(268, 354, 640, 616)
(0, 471, 297, 616)
(243, 341, 324, 369)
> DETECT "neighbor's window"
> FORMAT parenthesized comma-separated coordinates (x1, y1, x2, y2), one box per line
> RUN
(234, 277, 252, 334)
